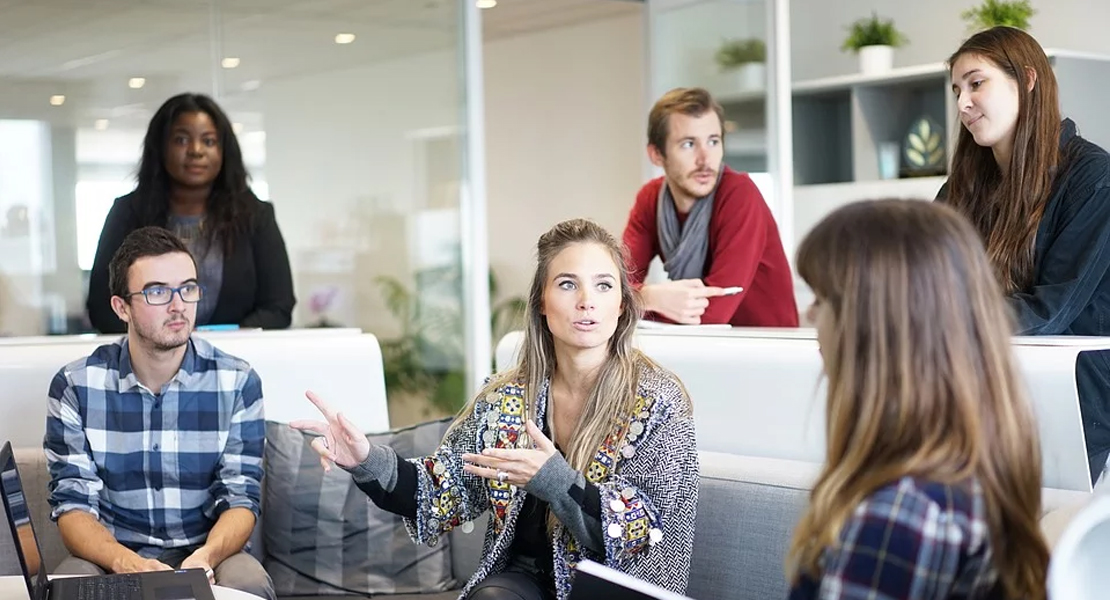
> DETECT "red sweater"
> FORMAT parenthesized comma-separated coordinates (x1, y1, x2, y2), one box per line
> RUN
(622, 168, 799, 327)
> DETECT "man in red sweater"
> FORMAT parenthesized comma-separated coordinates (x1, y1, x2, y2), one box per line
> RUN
(623, 88, 798, 327)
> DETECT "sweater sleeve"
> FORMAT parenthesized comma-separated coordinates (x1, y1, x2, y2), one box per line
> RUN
(1009, 179, 1110, 335)
(622, 182, 661, 287)
(698, 174, 775, 324)
(86, 196, 138, 333)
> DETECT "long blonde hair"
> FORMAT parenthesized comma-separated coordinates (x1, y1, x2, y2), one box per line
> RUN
(449, 219, 676, 489)
(789, 200, 1047, 598)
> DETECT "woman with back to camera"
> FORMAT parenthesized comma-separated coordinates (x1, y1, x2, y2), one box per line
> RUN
(87, 92, 295, 333)
(292, 218, 699, 600)
(787, 200, 1049, 599)
(938, 26, 1110, 484)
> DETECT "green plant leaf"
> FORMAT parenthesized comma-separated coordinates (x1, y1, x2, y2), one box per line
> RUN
(961, 0, 1035, 32)
(909, 133, 926, 153)
(925, 133, 940, 152)
(841, 11, 908, 52)
(907, 148, 925, 166)
(715, 38, 767, 70)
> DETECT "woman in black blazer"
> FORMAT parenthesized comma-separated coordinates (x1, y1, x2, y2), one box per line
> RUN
(87, 93, 295, 333)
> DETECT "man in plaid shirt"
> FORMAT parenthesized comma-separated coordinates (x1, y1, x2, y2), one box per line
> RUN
(44, 227, 272, 600)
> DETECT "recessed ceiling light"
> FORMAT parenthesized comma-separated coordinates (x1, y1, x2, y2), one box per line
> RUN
(334, 33, 356, 44)
(241, 80, 262, 92)
(94, 119, 109, 130)
(476, 0, 497, 8)
(232, 122, 244, 134)
(221, 57, 240, 69)
(49, 95, 65, 106)
(128, 77, 146, 89)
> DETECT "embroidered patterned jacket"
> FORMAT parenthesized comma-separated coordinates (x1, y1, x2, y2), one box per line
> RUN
(402, 363, 699, 600)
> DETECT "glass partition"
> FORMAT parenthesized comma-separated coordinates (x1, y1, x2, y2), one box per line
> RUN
(0, 0, 487, 425)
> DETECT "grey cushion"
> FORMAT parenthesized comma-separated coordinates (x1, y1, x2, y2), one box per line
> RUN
(263, 418, 457, 596)
(687, 476, 808, 600)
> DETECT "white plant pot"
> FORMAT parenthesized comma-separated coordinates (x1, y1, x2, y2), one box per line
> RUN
(858, 45, 894, 75)
(735, 63, 766, 91)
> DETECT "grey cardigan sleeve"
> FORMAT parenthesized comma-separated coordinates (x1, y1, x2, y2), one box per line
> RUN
(525, 453, 605, 553)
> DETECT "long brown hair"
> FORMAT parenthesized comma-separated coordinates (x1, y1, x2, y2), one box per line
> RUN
(789, 200, 1048, 598)
(448, 220, 683, 521)
(942, 26, 1061, 292)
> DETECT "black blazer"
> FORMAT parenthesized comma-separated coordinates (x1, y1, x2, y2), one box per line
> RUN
(86, 192, 296, 333)
(938, 118, 1110, 483)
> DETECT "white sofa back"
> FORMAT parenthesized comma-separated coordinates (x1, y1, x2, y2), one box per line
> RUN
(495, 327, 1108, 494)
(0, 328, 390, 448)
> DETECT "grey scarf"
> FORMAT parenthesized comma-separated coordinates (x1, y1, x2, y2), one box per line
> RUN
(656, 173, 720, 280)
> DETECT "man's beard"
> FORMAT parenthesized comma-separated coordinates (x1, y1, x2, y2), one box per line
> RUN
(133, 317, 191, 352)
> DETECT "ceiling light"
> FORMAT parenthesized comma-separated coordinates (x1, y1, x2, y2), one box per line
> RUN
(94, 119, 109, 131)
(49, 95, 65, 106)
(221, 57, 240, 69)
(232, 122, 244, 134)
(476, 0, 497, 8)
(128, 77, 146, 89)
(241, 80, 262, 92)
(334, 33, 356, 44)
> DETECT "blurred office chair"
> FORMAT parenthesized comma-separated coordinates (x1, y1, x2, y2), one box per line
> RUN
(1048, 494, 1110, 599)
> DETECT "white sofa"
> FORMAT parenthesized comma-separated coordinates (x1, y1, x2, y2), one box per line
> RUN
(0, 328, 390, 447)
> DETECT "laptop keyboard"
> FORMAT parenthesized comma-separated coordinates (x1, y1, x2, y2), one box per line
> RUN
(73, 575, 143, 600)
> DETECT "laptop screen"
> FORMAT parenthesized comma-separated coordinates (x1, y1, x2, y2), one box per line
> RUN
(0, 442, 48, 600)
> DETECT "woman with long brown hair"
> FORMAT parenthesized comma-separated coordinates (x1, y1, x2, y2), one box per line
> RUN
(292, 218, 698, 600)
(787, 200, 1049, 599)
(937, 26, 1110, 484)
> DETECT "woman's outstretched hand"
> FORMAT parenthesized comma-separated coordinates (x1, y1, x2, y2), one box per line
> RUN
(462, 420, 557, 487)
(289, 390, 371, 471)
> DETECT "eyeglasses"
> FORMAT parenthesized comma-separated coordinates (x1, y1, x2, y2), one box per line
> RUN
(124, 284, 204, 306)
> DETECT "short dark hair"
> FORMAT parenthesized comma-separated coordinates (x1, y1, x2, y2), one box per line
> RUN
(108, 227, 195, 300)
(647, 87, 725, 156)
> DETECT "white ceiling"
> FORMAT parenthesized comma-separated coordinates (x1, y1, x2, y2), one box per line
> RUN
(0, 0, 642, 129)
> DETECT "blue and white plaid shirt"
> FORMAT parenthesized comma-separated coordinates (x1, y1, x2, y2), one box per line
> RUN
(44, 336, 264, 557)
(790, 477, 1001, 600)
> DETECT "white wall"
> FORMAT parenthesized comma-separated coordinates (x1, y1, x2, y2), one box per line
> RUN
(260, 50, 464, 334)
(790, 0, 1110, 81)
(484, 14, 647, 297)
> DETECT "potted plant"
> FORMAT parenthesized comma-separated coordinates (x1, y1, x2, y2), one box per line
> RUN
(841, 11, 908, 75)
(714, 38, 767, 92)
(961, 0, 1035, 32)
(375, 267, 526, 424)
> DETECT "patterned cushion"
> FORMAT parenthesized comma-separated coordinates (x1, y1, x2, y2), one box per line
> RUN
(262, 417, 457, 596)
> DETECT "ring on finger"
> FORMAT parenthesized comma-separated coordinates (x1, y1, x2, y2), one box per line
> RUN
(497, 470, 508, 484)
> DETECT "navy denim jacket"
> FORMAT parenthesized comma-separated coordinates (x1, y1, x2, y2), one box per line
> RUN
(939, 118, 1110, 483)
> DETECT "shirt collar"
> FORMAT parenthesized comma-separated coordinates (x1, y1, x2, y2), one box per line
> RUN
(118, 336, 198, 393)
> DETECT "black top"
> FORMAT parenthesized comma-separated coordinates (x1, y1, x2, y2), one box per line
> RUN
(355, 421, 602, 591)
(86, 192, 296, 333)
(938, 118, 1110, 482)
